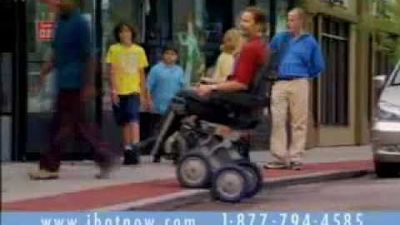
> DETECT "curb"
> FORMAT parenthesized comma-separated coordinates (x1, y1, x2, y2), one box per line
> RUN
(96, 168, 373, 211)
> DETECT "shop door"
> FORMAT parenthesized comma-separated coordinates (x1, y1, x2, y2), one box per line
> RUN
(315, 16, 356, 146)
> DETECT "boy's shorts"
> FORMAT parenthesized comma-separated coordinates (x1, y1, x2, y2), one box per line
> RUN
(112, 94, 140, 126)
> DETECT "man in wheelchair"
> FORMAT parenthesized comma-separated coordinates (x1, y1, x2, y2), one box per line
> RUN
(151, 7, 274, 163)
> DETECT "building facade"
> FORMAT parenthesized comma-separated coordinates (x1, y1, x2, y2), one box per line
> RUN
(304, 0, 395, 147)
(1, 0, 387, 161)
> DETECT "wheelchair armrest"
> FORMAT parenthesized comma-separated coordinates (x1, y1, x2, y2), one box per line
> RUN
(176, 89, 203, 101)
(210, 91, 268, 108)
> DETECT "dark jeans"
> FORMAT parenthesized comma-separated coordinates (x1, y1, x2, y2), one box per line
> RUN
(39, 90, 115, 172)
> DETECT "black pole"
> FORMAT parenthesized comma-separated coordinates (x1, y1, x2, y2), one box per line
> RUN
(168, 0, 173, 40)
(270, 0, 277, 39)
(95, 0, 103, 125)
(13, 0, 27, 161)
(289, 0, 296, 9)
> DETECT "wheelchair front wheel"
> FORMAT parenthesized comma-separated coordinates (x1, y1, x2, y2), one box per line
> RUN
(236, 160, 263, 198)
(176, 152, 212, 188)
(211, 164, 248, 203)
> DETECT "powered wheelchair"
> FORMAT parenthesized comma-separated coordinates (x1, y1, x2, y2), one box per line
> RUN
(150, 55, 275, 203)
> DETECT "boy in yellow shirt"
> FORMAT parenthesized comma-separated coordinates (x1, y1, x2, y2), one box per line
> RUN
(106, 23, 149, 165)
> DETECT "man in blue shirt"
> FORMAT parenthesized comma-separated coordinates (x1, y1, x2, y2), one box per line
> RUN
(29, 0, 116, 180)
(264, 8, 325, 170)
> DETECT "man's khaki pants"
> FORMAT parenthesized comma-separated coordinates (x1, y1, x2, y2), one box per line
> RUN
(269, 79, 309, 163)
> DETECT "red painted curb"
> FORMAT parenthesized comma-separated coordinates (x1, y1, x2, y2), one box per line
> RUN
(2, 160, 373, 211)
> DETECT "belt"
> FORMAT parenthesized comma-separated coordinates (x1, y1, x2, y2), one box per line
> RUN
(277, 76, 307, 81)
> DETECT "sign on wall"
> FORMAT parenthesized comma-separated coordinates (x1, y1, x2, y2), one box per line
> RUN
(37, 21, 55, 42)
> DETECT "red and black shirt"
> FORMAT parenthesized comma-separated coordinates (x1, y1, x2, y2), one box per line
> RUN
(232, 37, 268, 86)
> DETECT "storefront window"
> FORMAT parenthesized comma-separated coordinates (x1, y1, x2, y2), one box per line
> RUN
(26, 1, 56, 113)
(25, 1, 56, 154)
(27, 0, 94, 113)
(276, 0, 289, 33)
(25, 0, 97, 154)
(256, 0, 270, 20)
(0, 1, 15, 115)
(203, 0, 234, 67)
(172, 0, 206, 85)
(0, 53, 12, 114)
(173, 0, 239, 85)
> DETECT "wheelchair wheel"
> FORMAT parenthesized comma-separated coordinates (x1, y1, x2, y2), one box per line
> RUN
(211, 164, 248, 203)
(176, 152, 211, 188)
(236, 160, 263, 198)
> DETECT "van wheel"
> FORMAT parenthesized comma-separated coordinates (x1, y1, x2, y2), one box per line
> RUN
(375, 161, 399, 178)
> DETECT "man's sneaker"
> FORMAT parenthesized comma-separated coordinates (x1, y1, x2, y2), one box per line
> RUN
(28, 170, 59, 180)
(96, 165, 112, 179)
(263, 161, 290, 169)
(290, 162, 303, 170)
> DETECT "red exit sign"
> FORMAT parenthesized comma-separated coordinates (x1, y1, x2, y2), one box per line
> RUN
(37, 21, 55, 41)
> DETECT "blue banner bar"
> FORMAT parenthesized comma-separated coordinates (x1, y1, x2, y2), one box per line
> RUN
(2, 212, 400, 225)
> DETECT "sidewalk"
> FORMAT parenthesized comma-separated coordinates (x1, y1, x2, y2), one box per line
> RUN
(1, 146, 373, 211)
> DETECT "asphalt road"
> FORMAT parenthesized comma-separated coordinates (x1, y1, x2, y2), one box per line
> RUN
(173, 175, 400, 211)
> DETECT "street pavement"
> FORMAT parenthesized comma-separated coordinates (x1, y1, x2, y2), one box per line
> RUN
(1, 146, 373, 211)
(177, 175, 400, 211)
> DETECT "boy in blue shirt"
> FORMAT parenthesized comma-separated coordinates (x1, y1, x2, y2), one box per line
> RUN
(147, 44, 185, 116)
(147, 44, 185, 162)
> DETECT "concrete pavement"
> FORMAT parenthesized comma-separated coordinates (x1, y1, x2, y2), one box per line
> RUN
(1, 146, 373, 211)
